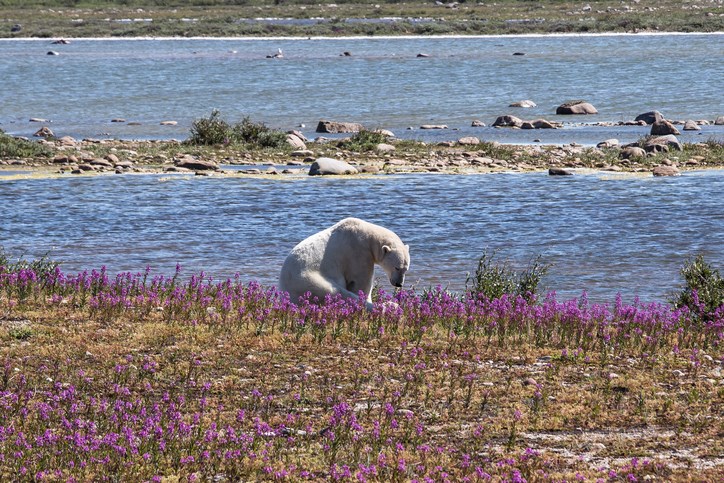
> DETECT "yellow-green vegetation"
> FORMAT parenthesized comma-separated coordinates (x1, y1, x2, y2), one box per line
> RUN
(1, 0, 722, 38)
(0, 256, 722, 480)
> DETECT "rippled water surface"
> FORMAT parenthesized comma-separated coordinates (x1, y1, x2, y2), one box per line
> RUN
(1, 34, 723, 144)
(2, 171, 723, 303)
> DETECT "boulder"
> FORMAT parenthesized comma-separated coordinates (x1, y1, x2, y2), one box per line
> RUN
(596, 138, 619, 149)
(683, 120, 701, 131)
(492, 115, 523, 128)
(522, 119, 557, 129)
(715, 116, 724, 125)
(316, 120, 364, 133)
(160, 120, 177, 126)
(509, 100, 537, 108)
(33, 126, 54, 138)
(620, 147, 646, 160)
(287, 130, 308, 142)
(548, 167, 574, 176)
(458, 136, 480, 145)
(374, 129, 395, 138)
(105, 153, 120, 164)
(89, 158, 113, 168)
(420, 124, 448, 129)
(175, 155, 219, 171)
(634, 111, 664, 124)
(58, 136, 76, 146)
(286, 133, 307, 150)
(308, 157, 358, 176)
(653, 165, 680, 177)
(645, 135, 683, 152)
(556, 101, 598, 115)
(650, 120, 680, 136)
(375, 143, 396, 153)
(471, 119, 486, 127)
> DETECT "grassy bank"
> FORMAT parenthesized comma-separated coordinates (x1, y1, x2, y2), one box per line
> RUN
(3, 126, 724, 176)
(0, 259, 722, 480)
(1, 0, 722, 38)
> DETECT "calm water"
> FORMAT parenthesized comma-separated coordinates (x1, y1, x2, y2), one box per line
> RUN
(1, 34, 723, 145)
(2, 170, 723, 303)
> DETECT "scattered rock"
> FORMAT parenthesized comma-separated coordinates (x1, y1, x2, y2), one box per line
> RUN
(634, 111, 664, 124)
(596, 138, 619, 149)
(471, 119, 486, 127)
(58, 136, 76, 146)
(492, 115, 523, 128)
(308, 157, 358, 176)
(620, 146, 646, 160)
(376, 143, 396, 153)
(521, 119, 558, 129)
(51, 39, 70, 45)
(653, 165, 680, 177)
(509, 100, 537, 108)
(556, 100, 598, 115)
(458, 136, 480, 145)
(47, 51, 60, 56)
(174, 155, 219, 171)
(29, 118, 49, 123)
(11, 24, 22, 33)
(645, 135, 683, 152)
(111, 118, 126, 123)
(683, 120, 701, 131)
(291, 149, 314, 157)
(715, 116, 724, 125)
(374, 129, 396, 138)
(160, 120, 178, 126)
(416, 53, 430, 58)
(651, 120, 680, 136)
(341, 51, 352, 57)
(420, 124, 448, 130)
(512, 52, 525, 56)
(286, 133, 307, 150)
(316, 120, 364, 134)
(548, 167, 574, 176)
(89, 158, 113, 168)
(33, 127, 54, 138)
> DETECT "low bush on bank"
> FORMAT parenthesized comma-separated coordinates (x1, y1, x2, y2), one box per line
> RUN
(187, 110, 288, 149)
(337, 130, 389, 152)
(672, 254, 724, 323)
(0, 130, 53, 159)
(466, 250, 550, 302)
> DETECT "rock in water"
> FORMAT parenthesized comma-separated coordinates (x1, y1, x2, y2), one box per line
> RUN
(308, 157, 359, 176)
(556, 101, 598, 115)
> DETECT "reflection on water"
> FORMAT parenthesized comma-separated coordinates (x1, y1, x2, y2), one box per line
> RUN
(2, 171, 723, 303)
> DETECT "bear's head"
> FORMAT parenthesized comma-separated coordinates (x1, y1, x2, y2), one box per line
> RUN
(380, 243, 410, 288)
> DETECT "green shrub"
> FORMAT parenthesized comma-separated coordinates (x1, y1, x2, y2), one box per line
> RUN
(466, 250, 549, 302)
(187, 111, 288, 149)
(0, 247, 59, 277)
(672, 254, 724, 321)
(0, 130, 53, 159)
(232, 116, 288, 148)
(187, 109, 231, 146)
(337, 130, 389, 152)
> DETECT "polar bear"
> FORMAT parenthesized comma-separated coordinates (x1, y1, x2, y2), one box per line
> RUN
(279, 218, 411, 309)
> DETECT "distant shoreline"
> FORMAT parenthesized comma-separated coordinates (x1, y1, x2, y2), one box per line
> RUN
(2, 31, 723, 42)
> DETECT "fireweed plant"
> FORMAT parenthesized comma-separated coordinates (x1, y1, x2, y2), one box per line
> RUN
(0, 261, 722, 481)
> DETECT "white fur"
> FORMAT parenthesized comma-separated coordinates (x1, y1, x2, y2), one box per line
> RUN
(279, 218, 410, 308)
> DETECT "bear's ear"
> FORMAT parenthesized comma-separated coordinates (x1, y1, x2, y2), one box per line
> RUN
(382, 245, 392, 254)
